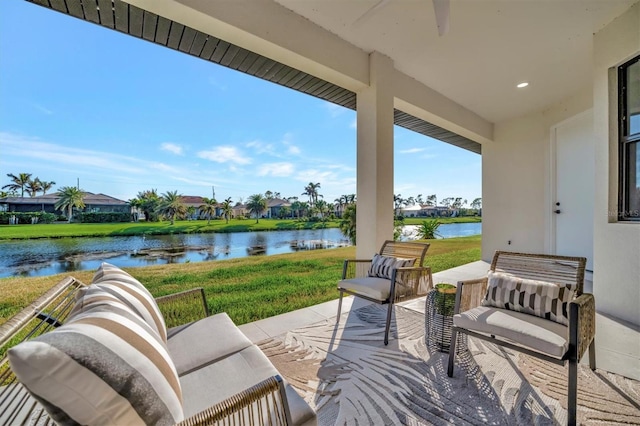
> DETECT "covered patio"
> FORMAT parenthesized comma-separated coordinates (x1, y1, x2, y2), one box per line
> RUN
(236, 262, 639, 424)
(23, 0, 640, 382)
(5, 0, 640, 424)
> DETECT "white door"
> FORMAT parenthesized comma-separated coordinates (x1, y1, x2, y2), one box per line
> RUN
(552, 110, 594, 272)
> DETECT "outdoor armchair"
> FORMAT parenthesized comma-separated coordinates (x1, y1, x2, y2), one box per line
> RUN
(447, 251, 595, 426)
(336, 240, 433, 345)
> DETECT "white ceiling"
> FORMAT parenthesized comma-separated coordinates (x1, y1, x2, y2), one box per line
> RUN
(274, 0, 637, 123)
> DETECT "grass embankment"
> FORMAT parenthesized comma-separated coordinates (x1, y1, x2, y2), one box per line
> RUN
(0, 216, 480, 240)
(0, 236, 481, 326)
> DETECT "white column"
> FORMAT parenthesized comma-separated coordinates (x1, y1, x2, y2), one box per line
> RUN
(356, 52, 395, 258)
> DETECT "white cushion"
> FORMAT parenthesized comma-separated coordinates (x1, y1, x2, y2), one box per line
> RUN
(8, 298, 184, 425)
(454, 306, 569, 358)
(367, 254, 416, 280)
(482, 271, 576, 325)
(338, 277, 392, 301)
(86, 262, 168, 341)
(167, 313, 253, 376)
(180, 345, 316, 426)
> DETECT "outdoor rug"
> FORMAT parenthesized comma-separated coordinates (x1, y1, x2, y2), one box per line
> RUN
(258, 304, 640, 425)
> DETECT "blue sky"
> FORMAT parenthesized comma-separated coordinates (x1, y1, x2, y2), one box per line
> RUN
(0, 0, 480, 206)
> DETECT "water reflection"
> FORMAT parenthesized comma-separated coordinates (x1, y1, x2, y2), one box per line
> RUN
(0, 222, 481, 278)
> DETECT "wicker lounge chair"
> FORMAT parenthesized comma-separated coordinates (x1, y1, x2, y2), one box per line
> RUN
(336, 240, 433, 345)
(1, 268, 316, 426)
(447, 251, 596, 426)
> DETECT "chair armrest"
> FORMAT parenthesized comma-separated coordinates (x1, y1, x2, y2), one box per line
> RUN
(392, 266, 433, 300)
(342, 259, 373, 279)
(155, 288, 209, 329)
(453, 277, 488, 314)
(176, 375, 292, 426)
(569, 293, 595, 361)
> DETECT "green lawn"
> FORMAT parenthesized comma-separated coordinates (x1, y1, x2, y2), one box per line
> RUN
(0, 235, 481, 326)
(0, 216, 481, 240)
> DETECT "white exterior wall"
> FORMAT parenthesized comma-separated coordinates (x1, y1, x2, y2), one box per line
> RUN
(482, 90, 592, 259)
(592, 3, 640, 378)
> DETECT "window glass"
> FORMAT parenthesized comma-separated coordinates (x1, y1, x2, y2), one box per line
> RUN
(619, 55, 640, 221)
(627, 60, 640, 136)
(627, 142, 640, 218)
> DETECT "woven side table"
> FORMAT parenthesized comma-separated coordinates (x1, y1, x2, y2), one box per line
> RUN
(425, 285, 467, 353)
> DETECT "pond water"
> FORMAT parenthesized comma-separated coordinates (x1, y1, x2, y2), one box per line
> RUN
(0, 222, 481, 278)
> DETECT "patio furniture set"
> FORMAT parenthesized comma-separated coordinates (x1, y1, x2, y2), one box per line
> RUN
(0, 241, 594, 425)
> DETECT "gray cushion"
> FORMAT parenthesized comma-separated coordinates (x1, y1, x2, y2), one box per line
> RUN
(454, 306, 569, 358)
(8, 299, 184, 425)
(367, 254, 416, 279)
(180, 344, 316, 426)
(481, 271, 576, 325)
(167, 312, 253, 376)
(338, 277, 392, 301)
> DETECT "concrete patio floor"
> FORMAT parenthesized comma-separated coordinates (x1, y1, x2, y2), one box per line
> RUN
(238, 260, 640, 380)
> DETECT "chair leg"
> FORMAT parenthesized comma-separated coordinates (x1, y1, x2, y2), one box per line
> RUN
(336, 290, 344, 323)
(588, 338, 596, 370)
(568, 358, 578, 426)
(447, 328, 458, 377)
(384, 302, 393, 345)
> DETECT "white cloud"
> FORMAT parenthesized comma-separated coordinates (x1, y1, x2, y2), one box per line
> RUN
(324, 102, 346, 118)
(0, 132, 146, 175)
(245, 140, 276, 155)
(350, 118, 357, 129)
(197, 146, 252, 165)
(208, 76, 227, 91)
(160, 142, 184, 155)
(287, 144, 301, 155)
(33, 104, 53, 115)
(399, 147, 426, 154)
(258, 162, 294, 177)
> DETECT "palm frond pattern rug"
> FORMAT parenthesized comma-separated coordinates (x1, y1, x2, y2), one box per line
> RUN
(258, 304, 640, 425)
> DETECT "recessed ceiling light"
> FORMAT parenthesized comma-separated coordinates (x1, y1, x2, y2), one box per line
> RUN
(517, 82, 529, 88)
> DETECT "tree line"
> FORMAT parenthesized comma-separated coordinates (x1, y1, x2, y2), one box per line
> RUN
(2, 172, 481, 225)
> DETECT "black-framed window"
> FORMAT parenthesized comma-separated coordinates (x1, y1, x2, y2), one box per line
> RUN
(619, 55, 640, 221)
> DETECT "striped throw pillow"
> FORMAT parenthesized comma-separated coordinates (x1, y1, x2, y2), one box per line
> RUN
(87, 262, 168, 342)
(8, 299, 184, 425)
(367, 254, 416, 280)
(481, 271, 577, 325)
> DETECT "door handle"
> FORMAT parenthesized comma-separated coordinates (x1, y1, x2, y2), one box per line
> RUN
(554, 210, 561, 214)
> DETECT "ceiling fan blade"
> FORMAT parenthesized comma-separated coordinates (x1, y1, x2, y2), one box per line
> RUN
(353, 0, 392, 26)
(432, 0, 450, 36)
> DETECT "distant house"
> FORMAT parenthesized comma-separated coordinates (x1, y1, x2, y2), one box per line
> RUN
(232, 203, 247, 218)
(399, 204, 422, 217)
(419, 205, 454, 218)
(179, 195, 214, 220)
(0, 192, 130, 215)
(265, 198, 291, 218)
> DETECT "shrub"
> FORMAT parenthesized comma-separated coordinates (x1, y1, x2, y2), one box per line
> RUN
(77, 212, 131, 223)
(416, 219, 442, 239)
(0, 212, 57, 225)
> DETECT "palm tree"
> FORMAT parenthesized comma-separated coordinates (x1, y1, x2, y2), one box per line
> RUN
(40, 180, 56, 195)
(426, 194, 437, 207)
(315, 199, 330, 221)
(340, 203, 357, 245)
(221, 197, 233, 224)
(54, 186, 85, 222)
(3, 173, 32, 197)
(25, 178, 43, 197)
(298, 201, 309, 219)
(246, 194, 266, 223)
(157, 191, 187, 225)
(302, 182, 321, 207)
(199, 197, 217, 224)
(334, 196, 346, 218)
(130, 189, 161, 222)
